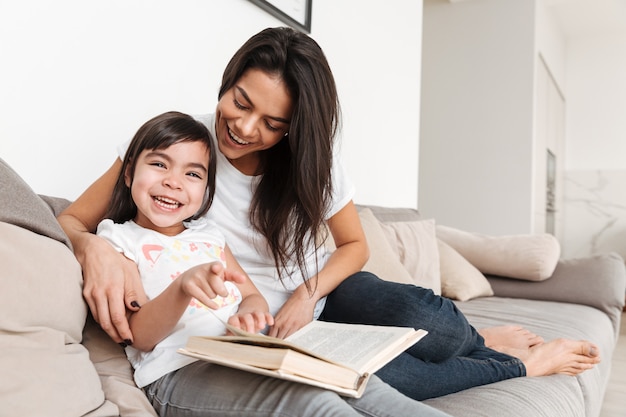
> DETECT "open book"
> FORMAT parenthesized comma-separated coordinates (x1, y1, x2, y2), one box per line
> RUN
(178, 321, 427, 398)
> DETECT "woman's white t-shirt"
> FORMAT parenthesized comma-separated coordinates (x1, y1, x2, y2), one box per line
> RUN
(118, 113, 355, 318)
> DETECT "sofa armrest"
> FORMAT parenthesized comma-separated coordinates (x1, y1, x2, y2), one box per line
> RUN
(487, 252, 626, 335)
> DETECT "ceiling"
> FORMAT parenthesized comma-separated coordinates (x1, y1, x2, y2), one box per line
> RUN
(546, 0, 626, 37)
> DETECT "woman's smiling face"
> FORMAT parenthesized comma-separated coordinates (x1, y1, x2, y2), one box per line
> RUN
(215, 68, 292, 175)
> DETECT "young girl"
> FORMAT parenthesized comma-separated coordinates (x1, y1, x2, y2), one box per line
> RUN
(96, 111, 273, 389)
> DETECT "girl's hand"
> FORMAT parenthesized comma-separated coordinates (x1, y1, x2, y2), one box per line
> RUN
(268, 289, 316, 339)
(228, 311, 274, 334)
(177, 262, 246, 309)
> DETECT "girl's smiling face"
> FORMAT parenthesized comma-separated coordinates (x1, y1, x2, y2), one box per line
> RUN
(127, 140, 210, 236)
(215, 68, 293, 175)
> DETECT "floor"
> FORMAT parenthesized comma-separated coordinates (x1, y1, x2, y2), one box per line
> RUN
(599, 311, 626, 416)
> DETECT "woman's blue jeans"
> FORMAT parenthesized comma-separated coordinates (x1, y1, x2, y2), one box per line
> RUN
(319, 271, 525, 400)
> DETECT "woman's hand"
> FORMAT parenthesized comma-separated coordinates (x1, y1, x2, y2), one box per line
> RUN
(268, 287, 317, 339)
(80, 233, 145, 343)
(268, 201, 369, 339)
(57, 159, 140, 343)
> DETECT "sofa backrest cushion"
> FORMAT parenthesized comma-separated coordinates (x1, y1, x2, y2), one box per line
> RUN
(379, 218, 442, 294)
(487, 253, 626, 336)
(0, 158, 72, 248)
(0, 222, 119, 416)
(324, 208, 416, 285)
(436, 224, 561, 281)
(437, 239, 494, 301)
(0, 158, 117, 416)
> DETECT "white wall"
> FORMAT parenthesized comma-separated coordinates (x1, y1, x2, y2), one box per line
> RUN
(535, 1, 566, 89)
(313, 1, 422, 208)
(419, 0, 537, 235)
(419, 0, 573, 239)
(0, 0, 422, 208)
(565, 34, 626, 171)
(561, 32, 626, 259)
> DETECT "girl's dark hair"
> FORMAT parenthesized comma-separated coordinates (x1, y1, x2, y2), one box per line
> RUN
(106, 111, 216, 224)
(219, 27, 340, 288)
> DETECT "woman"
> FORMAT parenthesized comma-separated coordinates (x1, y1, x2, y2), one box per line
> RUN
(59, 27, 599, 411)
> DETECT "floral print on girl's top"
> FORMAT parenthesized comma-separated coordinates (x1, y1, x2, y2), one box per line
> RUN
(138, 238, 242, 313)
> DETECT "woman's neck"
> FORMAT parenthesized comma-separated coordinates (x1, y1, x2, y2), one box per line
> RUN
(226, 153, 262, 176)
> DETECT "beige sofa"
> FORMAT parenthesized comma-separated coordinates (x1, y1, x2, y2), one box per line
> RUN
(1, 157, 624, 417)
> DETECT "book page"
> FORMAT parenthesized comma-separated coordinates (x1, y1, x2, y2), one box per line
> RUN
(286, 321, 420, 373)
(181, 321, 426, 397)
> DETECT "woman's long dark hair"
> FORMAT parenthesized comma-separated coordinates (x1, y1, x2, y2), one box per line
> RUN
(106, 111, 216, 224)
(219, 27, 340, 288)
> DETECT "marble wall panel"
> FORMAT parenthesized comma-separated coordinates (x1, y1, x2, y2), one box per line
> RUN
(562, 170, 626, 260)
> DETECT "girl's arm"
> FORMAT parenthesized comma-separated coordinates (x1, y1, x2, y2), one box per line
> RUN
(129, 246, 272, 351)
(268, 201, 368, 338)
(224, 246, 275, 333)
(57, 159, 145, 343)
(127, 261, 233, 351)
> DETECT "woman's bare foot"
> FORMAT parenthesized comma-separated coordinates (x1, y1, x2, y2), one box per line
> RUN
(499, 338, 600, 377)
(479, 325, 544, 350)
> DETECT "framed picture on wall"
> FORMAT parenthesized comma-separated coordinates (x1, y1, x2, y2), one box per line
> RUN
(248, 0, 312, 33)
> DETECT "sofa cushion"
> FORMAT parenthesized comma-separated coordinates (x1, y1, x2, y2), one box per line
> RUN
(0, 222, 117, 416)
(83, 316, 159, 416)
(436, 225, 560, 281)
(431, 296, 617, 417)
(0, 158, 71, 248)
(325, 207, 414, 284)
(356, 204, 422, 223)
(354, 208, 415, 284)
(487, 253, 626, 335)
(380, 219, 441, 294)
(0, 158, 118, 416)
(437, 239, 493, 301)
